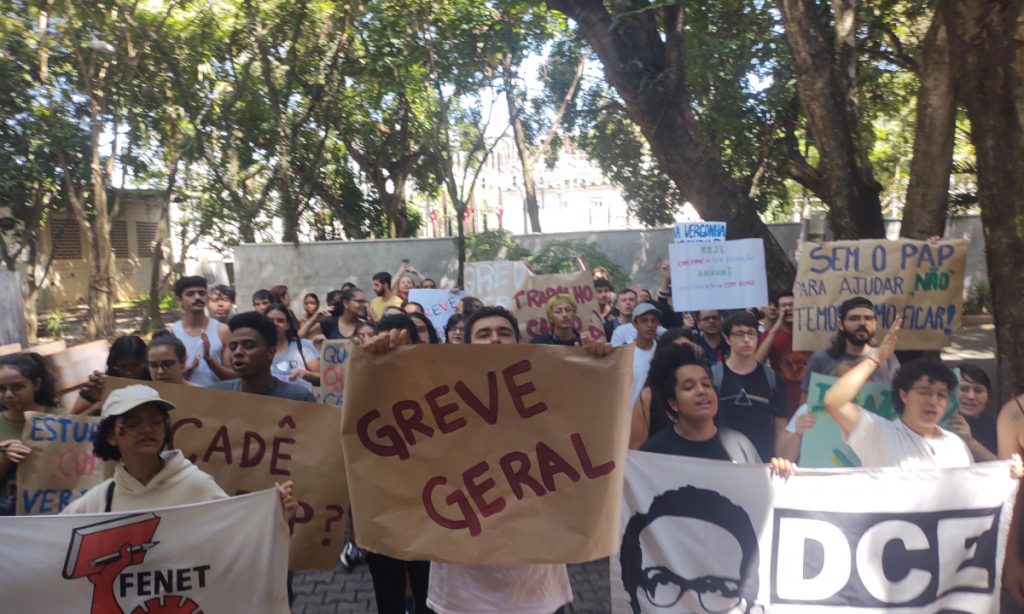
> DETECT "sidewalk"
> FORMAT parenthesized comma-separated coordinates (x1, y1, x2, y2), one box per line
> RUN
(292, 560, 611, 614)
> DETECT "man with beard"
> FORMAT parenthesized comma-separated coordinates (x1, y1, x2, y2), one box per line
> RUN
(370, 272, 403, 322)
(171, 276, 234, 387)
(800, 296, 899, 404)
(212, 312, 315, 402)
(754, 292, 812, 418)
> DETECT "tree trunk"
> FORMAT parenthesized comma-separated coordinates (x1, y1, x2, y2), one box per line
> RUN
(502, 59, 542, 233)
(84, 105, 114, 339)
(945, 0, 1024, 402)
(776, 0, 885, 240)
(547, 0, 797, 289)
(902, 5, 957, 239)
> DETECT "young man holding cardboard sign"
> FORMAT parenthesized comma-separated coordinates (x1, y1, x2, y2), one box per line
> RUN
(360, 305, 614, 614)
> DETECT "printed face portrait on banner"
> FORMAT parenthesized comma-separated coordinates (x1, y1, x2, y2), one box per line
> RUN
(620, 485, 763, 614)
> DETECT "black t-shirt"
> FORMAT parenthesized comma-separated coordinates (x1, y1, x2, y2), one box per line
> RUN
(969, 413, 998, 456)
(320, 317, 350, 341)
(716, 362, 787, 461)
(641, 427, 732, 462)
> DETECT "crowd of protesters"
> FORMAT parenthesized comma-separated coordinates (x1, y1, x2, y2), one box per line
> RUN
(2, 251, 1024, 614)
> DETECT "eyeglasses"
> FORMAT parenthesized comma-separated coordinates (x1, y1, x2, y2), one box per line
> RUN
(120, 417, 166, 432)
(449, 327, 465, 335)
(910, 387, 950, 401)
(729, 331, 758, 340)
(640, 567, 742, 612)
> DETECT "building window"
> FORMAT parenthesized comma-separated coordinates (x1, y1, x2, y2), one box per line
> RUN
(50, 219, 81, 260)
(136, 221, 159, 258)
(111, 220, 130, 258)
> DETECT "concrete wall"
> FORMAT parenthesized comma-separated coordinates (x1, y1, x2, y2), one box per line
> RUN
(232, 216, 988, 309)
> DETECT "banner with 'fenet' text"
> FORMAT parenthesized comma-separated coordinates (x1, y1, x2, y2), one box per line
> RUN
(341, 343, 633, 564)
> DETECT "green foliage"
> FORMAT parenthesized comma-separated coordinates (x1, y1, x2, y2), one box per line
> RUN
(963, 279, 992, 315)
(466, 230, 532, 262)
(529, 239, 626, 288)
(44, 309, 64, 339)
(131, 293, 178, 312)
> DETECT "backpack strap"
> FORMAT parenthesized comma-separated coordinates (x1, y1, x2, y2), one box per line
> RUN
(762, 363, 778, 399)
(103, 481, 115, 512)
(712, 362, 724, 391)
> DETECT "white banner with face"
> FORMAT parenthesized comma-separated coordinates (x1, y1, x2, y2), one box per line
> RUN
(612, 451, 1017, 613)
(0, 489, 290, 614)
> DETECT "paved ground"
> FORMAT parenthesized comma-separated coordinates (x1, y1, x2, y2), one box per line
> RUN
(292, 559, 611, 614)
(292, 324, 997, 614)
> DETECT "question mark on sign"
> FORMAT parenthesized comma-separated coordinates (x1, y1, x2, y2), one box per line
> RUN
(288, 500, 314, 535)
(320, 504, 346, 546)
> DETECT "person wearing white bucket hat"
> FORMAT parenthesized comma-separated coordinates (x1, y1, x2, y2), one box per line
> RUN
(61, 385, 296, 515)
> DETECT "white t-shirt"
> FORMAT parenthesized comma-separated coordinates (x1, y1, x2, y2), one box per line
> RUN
(845, 410, 972, 469)
(632, 344, 657, 405)
(426, 563, 572, 614)
(610, 323, 668, 347)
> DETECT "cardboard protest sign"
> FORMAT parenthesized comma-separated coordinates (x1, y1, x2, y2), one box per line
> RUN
(464, 260, 532, 309)
(792, 239, 967, 351)
(611, 451, 1016, 613)
(341, 344, 633, 564)
(799, 371, 959, 468)
(320, 339, 351, 407)
(673, 221, 726, 243)
(16, 412, 112, 515)
(103, 378, 348, 571)
(409, 288, 465, 341)
(511, 270, 604, 341)
(0, 489, 290, 613)
(669, 238, 768, 311)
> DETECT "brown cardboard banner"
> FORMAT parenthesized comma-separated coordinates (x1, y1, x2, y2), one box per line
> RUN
(341, 343, 633, 564)
(792, 239, 967, 351)
(17, 412, 111, 515)
(104, 378, 348, 571)
(511, 270, 604, 341)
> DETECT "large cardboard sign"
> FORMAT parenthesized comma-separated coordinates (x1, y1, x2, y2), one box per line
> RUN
(16, 412, 111, 515)
(669, 238, 768, 311)
(409, 288, 466, 341)
(464, 260, 532, 309)
(320, 340, 351, 407)
(104, 378, 348, 571)
(341, 344, 633, 564)
(792, 239, 967, 351)
(511, 270, 604, 341)
(0, 490, 290, 613)
(611, 451, 1016, 613)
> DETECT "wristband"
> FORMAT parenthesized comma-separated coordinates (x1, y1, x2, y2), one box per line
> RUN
(866, 356, 880, 368)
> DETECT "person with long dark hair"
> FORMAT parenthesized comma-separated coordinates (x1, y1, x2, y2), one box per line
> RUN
(628, 328, 702, 449)
(408, 312, 439, 344)
(147, 331, 192, 386)
(72, 335, 151, 416)
(266, 303, 321, 395)
(0, 353, 66, 515)
(444, 313, 466, 344)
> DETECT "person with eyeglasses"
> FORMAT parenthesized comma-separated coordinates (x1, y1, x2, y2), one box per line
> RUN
(823, 318, 974, 468)
(444, 313, 466, 345)
(694, 310, 731, 366)
(320, 287, 370, 341)
(146, 331, 193, 386)
(620, 483, 767, 614)
(711, 312, 790, 462)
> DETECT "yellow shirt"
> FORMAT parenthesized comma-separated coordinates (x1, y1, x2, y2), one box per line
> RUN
(370, 295, 403, 320)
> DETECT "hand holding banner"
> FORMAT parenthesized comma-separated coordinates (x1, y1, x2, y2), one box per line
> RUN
(104, 378, 348, 571)
(341, 343, 633, 564)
